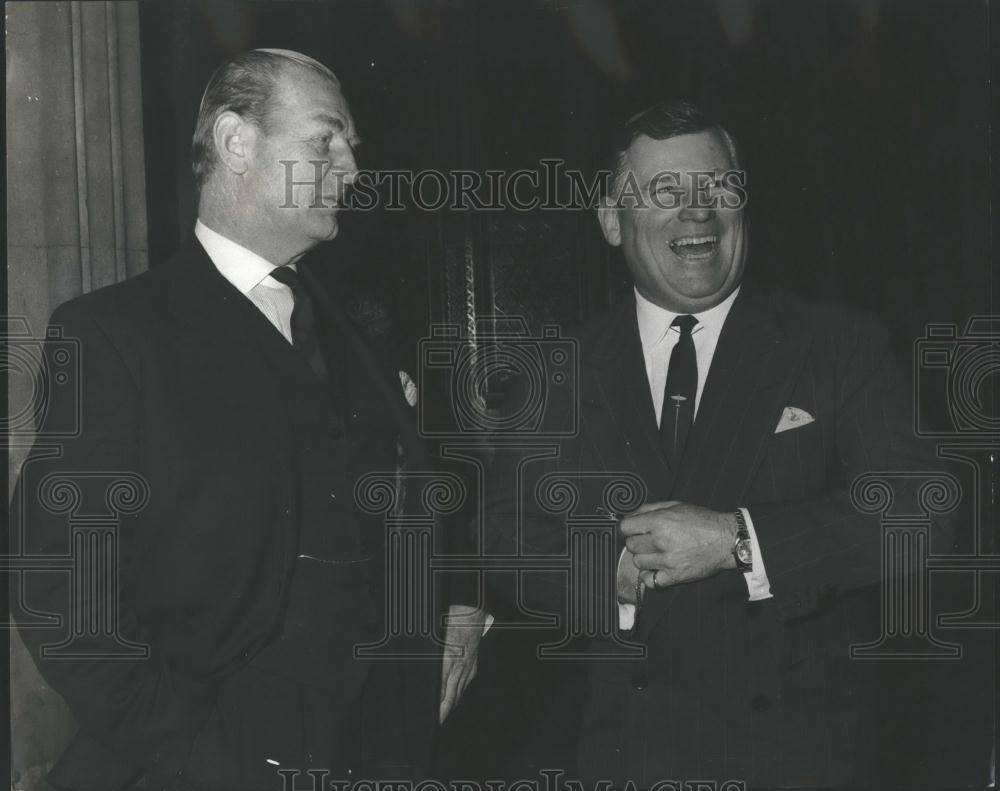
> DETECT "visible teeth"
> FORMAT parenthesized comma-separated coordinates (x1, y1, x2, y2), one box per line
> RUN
(672, 235, 717, 246)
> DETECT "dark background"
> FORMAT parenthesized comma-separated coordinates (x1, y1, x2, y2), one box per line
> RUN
(139, 0, 993, 357)
(137, 0, 996, 785)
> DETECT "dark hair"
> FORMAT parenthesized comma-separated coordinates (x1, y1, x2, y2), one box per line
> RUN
(606, 99, 742, 199)
(191, 49, 339, 190)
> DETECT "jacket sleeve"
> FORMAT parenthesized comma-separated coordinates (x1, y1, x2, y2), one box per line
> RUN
(11, 301, 216, 781)
(748, 312, 959, 621)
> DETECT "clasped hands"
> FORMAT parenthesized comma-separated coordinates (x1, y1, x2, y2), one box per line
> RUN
(617, 501, 738, 602)
(439, 504, 739, 715)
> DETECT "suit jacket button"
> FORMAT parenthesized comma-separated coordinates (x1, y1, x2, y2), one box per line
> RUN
(632, 674, 647, 691)
(330, 424, 343, 440)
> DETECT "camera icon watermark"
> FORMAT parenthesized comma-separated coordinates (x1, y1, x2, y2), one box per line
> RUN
(6, 467, 151, 658)
(3, 316, 81, 438)
(417, 317, 578, 439)
(915, 317, 1000, 438)
(911, 316, 1000, 639)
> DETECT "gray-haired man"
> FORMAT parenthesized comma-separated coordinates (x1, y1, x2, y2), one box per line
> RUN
(14, 49, 479, 790)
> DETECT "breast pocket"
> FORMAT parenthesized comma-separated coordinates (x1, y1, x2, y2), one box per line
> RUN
(757, 419, 831, 501)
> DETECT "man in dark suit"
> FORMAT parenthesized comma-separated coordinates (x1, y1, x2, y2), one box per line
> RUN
(482, 100, 949, 787)
(13, 49, 478, 790)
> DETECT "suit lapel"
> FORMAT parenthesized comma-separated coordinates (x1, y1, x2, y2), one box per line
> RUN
(674, 284, 812, 505)
(582, 301, 675, 502)
(167, 239, 325, 406)
(299, 263, 428, 470)
(637, 284, 813, 637)
(168, 241, 422, 467)
(164, 239, 301, 577)
(165, 238, 256, 341)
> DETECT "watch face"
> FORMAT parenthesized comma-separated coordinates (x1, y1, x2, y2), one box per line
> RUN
(736, 540, 753, 565)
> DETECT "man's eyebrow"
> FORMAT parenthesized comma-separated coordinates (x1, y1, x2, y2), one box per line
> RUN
(644, 172, 682, 191)
(310, 112, 361, 146)
(311, 112, 346, 129)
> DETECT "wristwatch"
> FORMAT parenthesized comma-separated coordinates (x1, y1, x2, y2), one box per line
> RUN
(732, 509, 753, 572)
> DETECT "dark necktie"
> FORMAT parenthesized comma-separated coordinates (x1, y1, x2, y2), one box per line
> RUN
(659, 314, 698, 468)
(268, 266, 327, 379)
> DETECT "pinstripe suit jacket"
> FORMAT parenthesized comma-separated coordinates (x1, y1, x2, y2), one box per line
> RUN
(485, 282, 946, 788)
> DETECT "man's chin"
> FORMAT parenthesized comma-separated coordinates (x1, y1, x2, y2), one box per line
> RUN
(665, 256, 742, 302)
(680, 282, 739, 311)
(644, 275, 737, 312)
(307, 211, 340, 242)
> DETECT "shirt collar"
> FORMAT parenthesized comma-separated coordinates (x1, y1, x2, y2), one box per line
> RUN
(194, 219, 290, 294)
(635, 285, 741, 354)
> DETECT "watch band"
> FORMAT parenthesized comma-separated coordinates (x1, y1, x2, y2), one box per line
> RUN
(732, 509, 753, 572)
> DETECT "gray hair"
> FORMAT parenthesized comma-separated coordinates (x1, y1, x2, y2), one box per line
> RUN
(191, 48, 339, 190)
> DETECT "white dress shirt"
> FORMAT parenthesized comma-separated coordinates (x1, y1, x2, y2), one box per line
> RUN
(619, 286, 773, 629)
(194, 219, 296, 344)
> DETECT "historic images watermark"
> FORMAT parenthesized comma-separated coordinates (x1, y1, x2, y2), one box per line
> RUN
(5, 315, 151, 658)
(7, 313, 999, 663)
(4, 315, 82, 440)
(417, 318, 578, 439)
(275, 769, 746, 791)
(843, 317, 1000, 659)
(279, 160, 748, 212)
(411, 316, 646, 658)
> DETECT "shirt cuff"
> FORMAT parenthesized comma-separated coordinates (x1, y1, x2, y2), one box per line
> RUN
(447, 604, 495, 635)
(618, 548, 637, 630)
(741, 507, 773, 601)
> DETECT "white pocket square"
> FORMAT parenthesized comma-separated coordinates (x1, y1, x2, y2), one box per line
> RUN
(398, 370, 418, 407)
(775, 406, 815, 433)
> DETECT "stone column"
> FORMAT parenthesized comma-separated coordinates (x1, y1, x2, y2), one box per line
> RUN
(6, 3, 149, 787)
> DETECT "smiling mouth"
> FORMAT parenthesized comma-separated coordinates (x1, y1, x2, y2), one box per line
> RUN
(669, 234, 718, 259)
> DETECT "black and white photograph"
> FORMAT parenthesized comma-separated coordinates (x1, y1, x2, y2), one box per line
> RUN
(5, 1, 997, 790)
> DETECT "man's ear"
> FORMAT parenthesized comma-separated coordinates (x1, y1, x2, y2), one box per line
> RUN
(597, 198, 622, 247)
(213, 111, 254, 176)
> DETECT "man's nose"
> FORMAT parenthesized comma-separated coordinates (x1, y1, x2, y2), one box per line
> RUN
(331, 144, 358, 185)
(677, 193, 715, 222)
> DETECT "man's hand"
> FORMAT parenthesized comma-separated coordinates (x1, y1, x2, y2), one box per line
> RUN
(439, 605, 486, 723)
(621, 501, 737, 588)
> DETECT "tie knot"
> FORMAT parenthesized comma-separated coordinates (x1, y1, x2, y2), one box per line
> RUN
(268, 265, 299, 290)
(672, 314, 697, 335)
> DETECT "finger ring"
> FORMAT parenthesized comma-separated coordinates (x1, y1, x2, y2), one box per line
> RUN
(653, 569, 665, 588)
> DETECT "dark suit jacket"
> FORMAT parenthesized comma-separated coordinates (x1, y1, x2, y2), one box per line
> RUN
(484, 283, 950, 787)
(12, 240, 441, 788)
